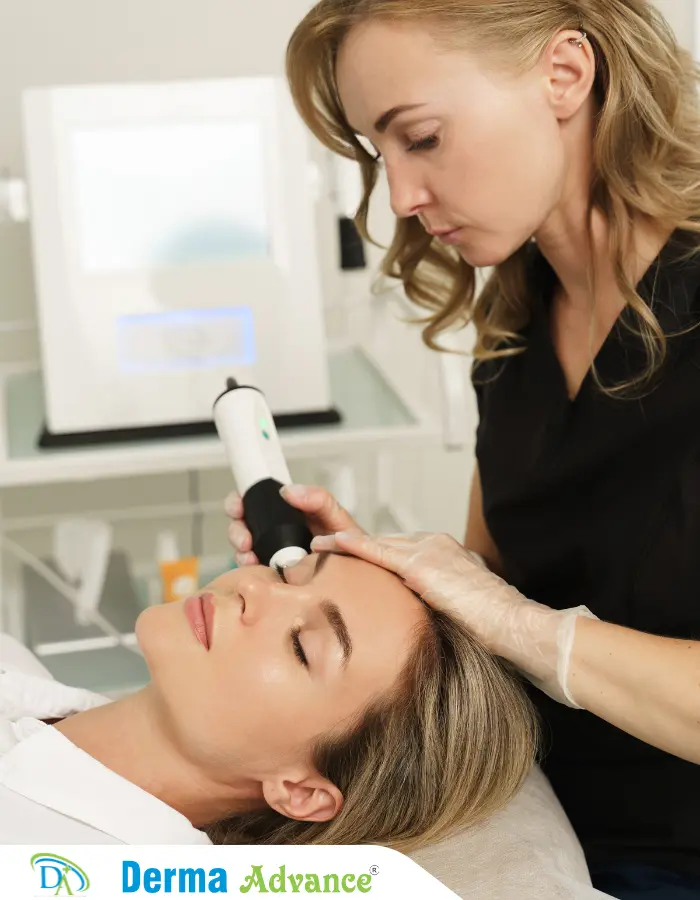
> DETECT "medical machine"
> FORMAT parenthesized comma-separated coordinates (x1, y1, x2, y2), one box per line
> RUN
(213, 378, 311, 569)
(21, 77, 340, 446)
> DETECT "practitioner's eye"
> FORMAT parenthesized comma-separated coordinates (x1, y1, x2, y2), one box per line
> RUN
(407, 134, 440, 153)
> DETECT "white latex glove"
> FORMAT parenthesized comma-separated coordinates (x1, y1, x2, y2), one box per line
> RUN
(311, 530, 598, 709)
(225, 484, 364, 567)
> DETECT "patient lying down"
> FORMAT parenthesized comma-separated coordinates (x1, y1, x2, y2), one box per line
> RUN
(51, 552, 538, 851)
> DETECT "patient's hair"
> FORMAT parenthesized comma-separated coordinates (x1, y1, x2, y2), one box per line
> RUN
(206, 607, 538, 853)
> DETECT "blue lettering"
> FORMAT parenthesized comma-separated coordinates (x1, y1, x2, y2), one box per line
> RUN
(209, 869, 228, 893)
(123, 861, 141, 893)
(40, 866, 62, 890)
(164, 868, 177, 892)
(179, 868, 206, 893)
(144, 868, 162, 893)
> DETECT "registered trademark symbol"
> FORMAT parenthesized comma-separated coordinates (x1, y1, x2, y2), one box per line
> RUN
(369, 866, 379, 876)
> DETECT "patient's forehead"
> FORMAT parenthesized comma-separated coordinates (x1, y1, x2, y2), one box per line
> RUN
(291, 552, 426, 628)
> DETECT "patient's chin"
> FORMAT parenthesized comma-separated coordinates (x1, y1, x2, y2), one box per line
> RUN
(134, 604, 172, 664)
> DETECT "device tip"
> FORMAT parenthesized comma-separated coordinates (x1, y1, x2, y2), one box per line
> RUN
(226, 377, 239, 390)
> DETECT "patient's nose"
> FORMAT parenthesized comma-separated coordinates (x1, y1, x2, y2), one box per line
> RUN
(234, 569, 287, 621)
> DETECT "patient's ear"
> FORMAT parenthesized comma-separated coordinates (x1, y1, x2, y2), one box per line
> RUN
(262, 771, 343, 823)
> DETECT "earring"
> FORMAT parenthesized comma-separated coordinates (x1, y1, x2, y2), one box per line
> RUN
(568, 30, 587, 49)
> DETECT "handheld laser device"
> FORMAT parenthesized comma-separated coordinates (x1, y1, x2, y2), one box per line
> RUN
(213, 378, 312, 570)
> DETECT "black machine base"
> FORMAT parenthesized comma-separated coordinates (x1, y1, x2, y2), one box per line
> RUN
(38, 407, 342, 449)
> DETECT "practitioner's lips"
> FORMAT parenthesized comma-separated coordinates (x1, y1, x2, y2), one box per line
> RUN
(185, 593, 214, 650)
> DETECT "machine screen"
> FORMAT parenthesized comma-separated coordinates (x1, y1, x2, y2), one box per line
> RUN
(71, 120, 270, 273)
(117, 306, 257, 374)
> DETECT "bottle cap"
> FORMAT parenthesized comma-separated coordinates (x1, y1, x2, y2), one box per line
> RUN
(157, 531, 180, 563)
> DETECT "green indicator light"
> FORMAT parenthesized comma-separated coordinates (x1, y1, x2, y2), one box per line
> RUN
(260, 418, 271, 441)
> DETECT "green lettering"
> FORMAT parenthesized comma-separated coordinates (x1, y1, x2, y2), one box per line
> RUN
(289, 874, 304, 892)
(270, 865, 286, 893)
(341, 874, 356, 893)
(304, 874, 321, 893)
(323, 874, 340, 893)
(55, 867, 74, 896)
(209, 868, 229, 893)
(356, 875, 371, 893)
(241, 866, 269, 894)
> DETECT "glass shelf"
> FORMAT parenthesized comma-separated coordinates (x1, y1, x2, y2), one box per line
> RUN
(1, 346, 438, 487)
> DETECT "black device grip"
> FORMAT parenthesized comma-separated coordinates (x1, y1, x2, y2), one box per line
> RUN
(243, 478, 313, 567)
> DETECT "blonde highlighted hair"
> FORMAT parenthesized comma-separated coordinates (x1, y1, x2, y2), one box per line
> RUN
(286, 0, 700, 395)
(207, 607, 538, 852)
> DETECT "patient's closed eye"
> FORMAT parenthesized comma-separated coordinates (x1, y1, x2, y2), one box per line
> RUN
(274, 565, 310, 668)
(273, 555, 351, 669)
(291, 627, 309, 668)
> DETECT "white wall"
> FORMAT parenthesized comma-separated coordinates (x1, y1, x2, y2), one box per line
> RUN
(0, 0, 695, 565)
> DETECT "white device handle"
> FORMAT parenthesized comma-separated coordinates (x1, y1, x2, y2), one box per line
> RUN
(213, 380, 312, 568)
(214, 385, 292, 496)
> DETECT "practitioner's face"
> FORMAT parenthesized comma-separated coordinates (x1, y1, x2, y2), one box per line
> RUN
(336, 20, 595, 267)
(136, 553, 426, 821)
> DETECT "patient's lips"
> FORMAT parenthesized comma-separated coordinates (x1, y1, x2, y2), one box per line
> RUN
(201, 593, 216, 648)
(185, 594, 211, 650)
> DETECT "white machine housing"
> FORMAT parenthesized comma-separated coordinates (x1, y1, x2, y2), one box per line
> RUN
(21, 77, 333, 438)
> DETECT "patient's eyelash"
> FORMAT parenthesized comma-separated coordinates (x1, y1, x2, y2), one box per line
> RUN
(274, 565, 308, 668)
(408, 135, 439, 152)
(291, 627, 309, 668)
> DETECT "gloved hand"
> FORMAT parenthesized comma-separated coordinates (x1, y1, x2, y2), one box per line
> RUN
(225, 484, 364, 567)
(310, 530, 598, 709)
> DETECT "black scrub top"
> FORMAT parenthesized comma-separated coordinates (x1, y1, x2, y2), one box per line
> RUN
(473, 229, 700, 876)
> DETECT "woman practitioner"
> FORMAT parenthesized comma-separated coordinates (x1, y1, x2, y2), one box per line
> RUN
(229, 1, 700, 895)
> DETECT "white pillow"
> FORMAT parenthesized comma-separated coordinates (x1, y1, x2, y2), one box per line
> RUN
(409, 766, 611, 898)
(0, 633, 54, 679)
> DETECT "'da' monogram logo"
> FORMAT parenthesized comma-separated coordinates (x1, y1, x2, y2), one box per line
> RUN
(30, 853, 90, 895)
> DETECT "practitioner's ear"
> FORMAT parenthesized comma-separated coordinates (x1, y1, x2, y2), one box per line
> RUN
(262, 770, 344, 822)
(542, 29, 596, 121)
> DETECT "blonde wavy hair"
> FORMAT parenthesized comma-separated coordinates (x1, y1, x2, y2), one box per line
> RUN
(207, 606, 538, 852)
(286, 0, 700, 395)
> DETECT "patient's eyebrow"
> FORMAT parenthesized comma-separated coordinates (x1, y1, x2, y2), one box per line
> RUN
(320, 600, 353, 668)
(310, 552, 352, 666)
